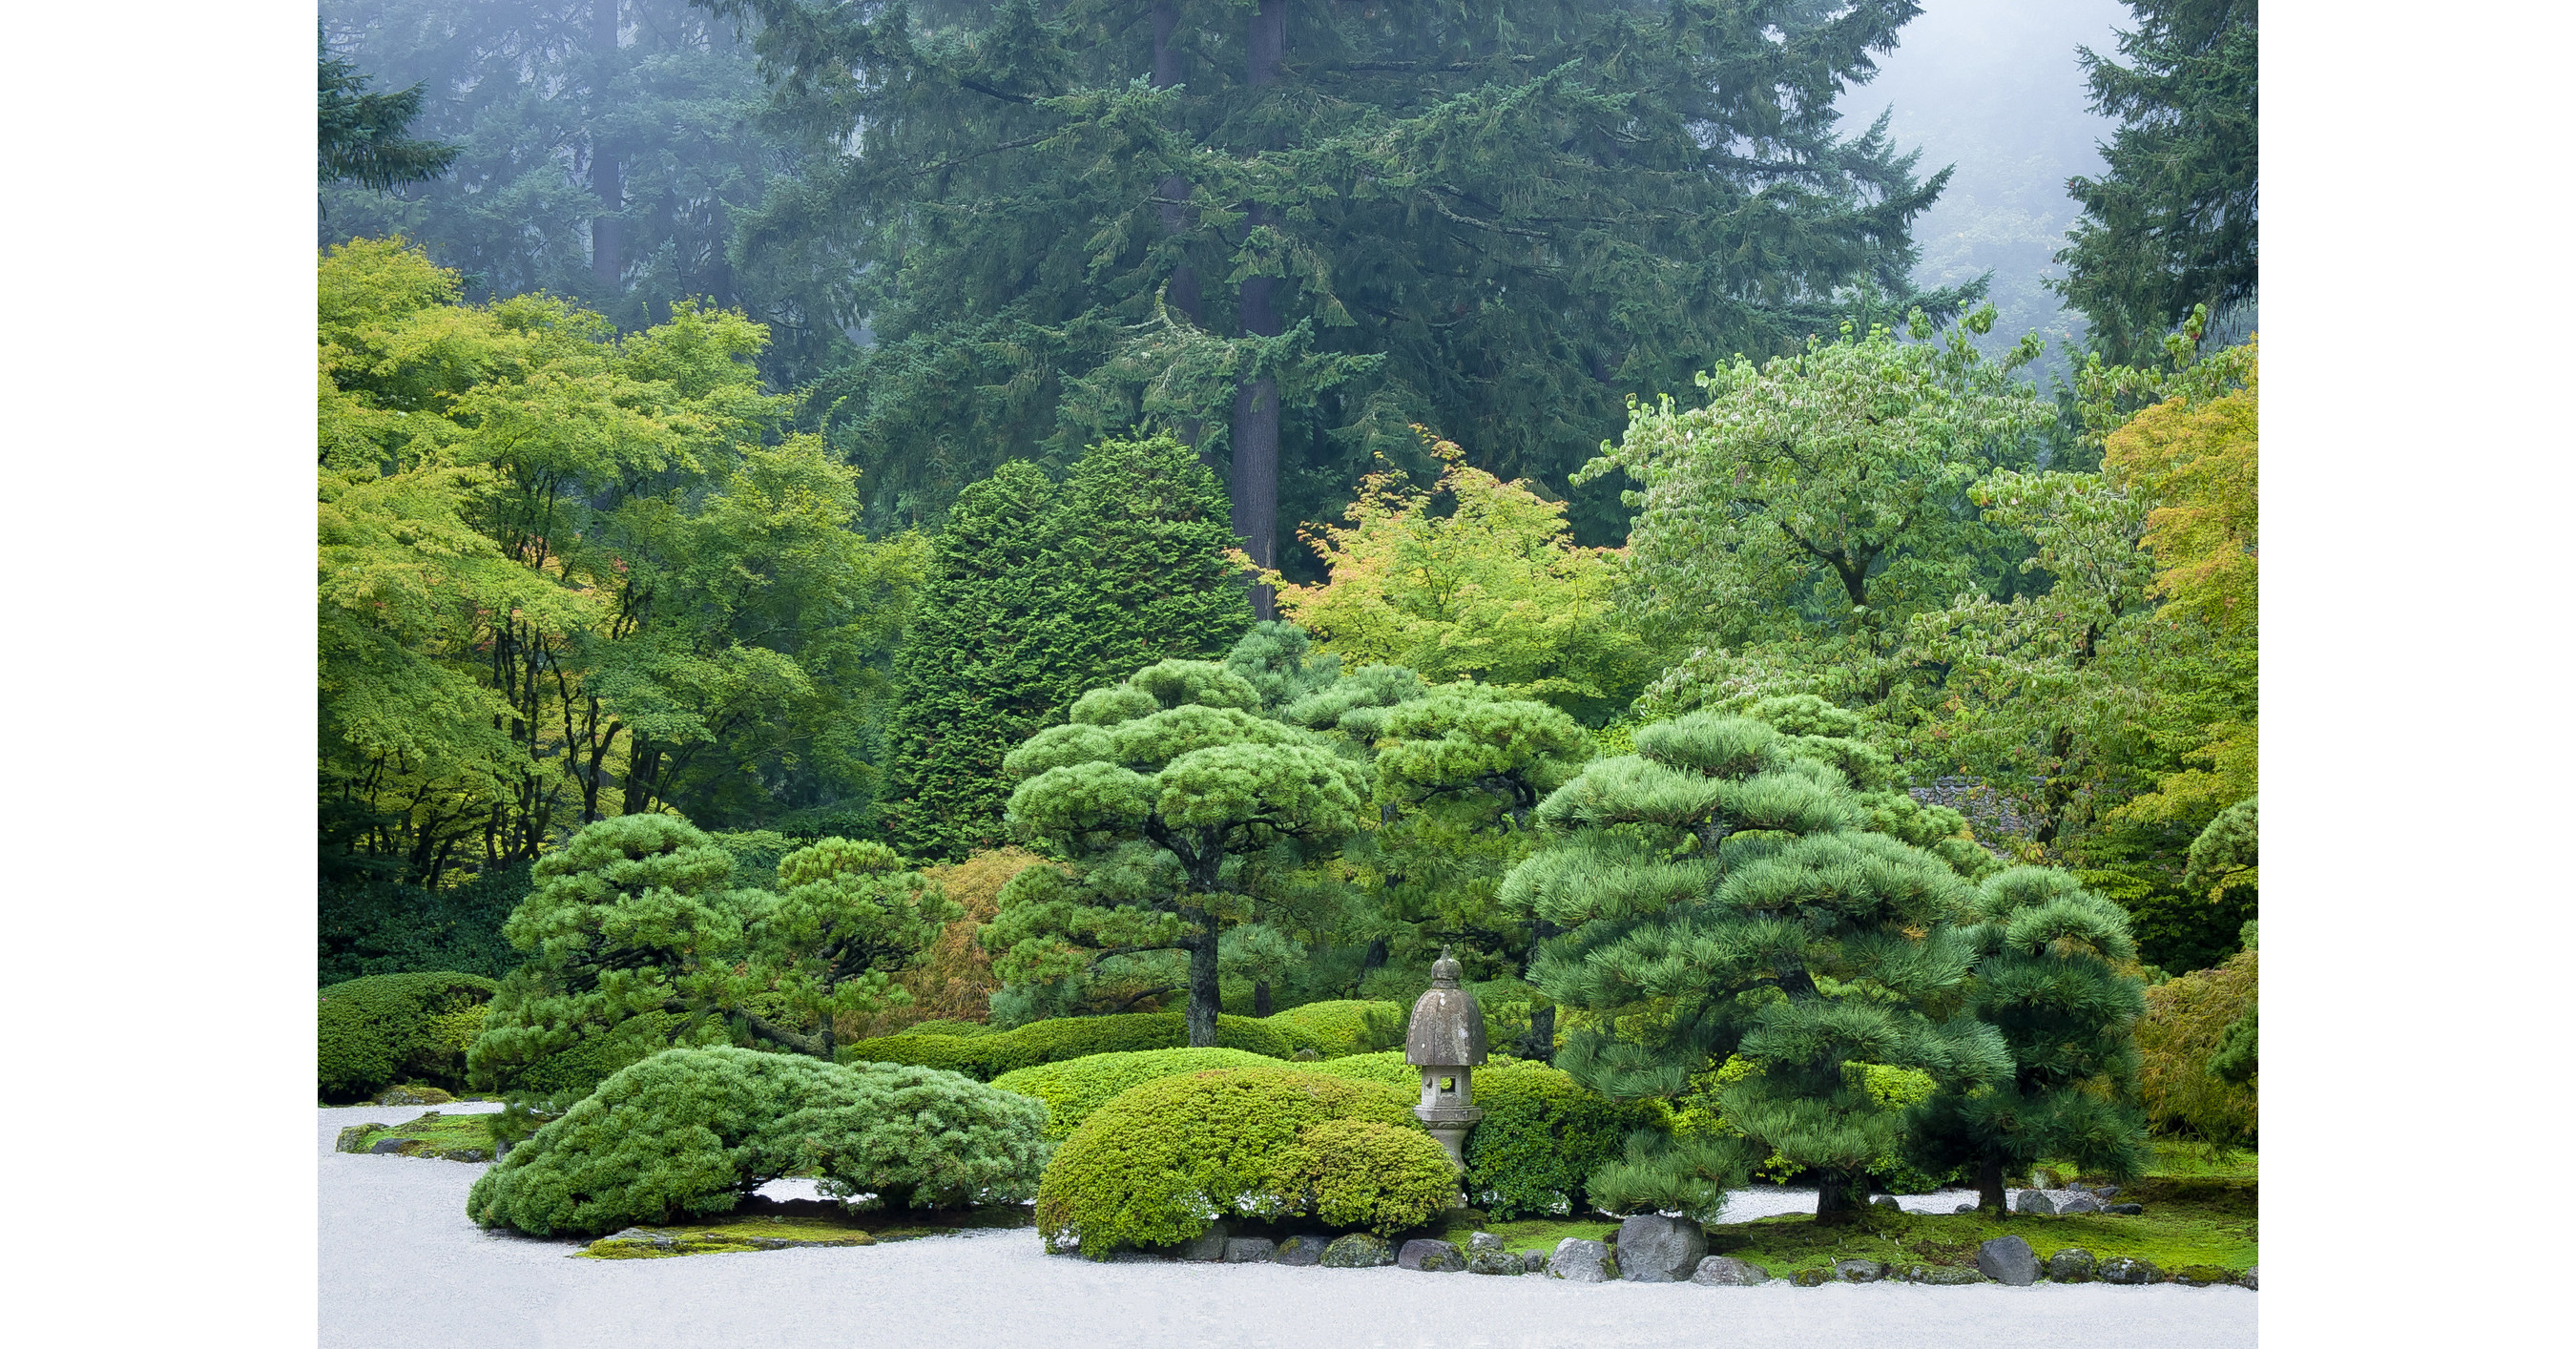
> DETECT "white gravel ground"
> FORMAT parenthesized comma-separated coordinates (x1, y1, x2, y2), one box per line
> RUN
(321, 1105, 2254, 1349)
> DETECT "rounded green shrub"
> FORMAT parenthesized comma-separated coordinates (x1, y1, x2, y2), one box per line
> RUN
(467, 1046, 1049, 1237)
(1034, 1066, 1424, 1256)
(903, 1020, 1000, 1038)
(843, 1011, 1297, 1081)
(1259, 1000, 1403, 1058)
(991, 1048, 1278, 1138)
(1272, 1118, 1457, 1232)
(317, 971, 501, 1103)
(1302, 1051, 1652, 1219)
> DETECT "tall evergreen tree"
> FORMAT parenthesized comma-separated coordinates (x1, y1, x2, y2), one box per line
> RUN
(319, 33, 459, 191)
(881, 436, 1252, 861)
(1906, 867, 2152, 1213)
(2053, 0, 2259, 362)
(320, 0, 846, 384)
(724, 0, 1970, 551)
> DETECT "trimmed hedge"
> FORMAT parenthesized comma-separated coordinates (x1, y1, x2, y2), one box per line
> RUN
(903, 1020, 1002, 1038)
(319, 864, 530, 986)
(467, 1047, 1049, 1237)
(843, 1011, 1298, 1081)
(1302, 1051, 1653, 1219)
(1259, 1000, 1403, 1058)
(991, 1048, 1278, 1139)
(1034, 1067, 1445, 1256)
(318, 971, 501, 1103)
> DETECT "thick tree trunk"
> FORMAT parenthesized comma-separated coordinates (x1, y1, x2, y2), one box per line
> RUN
(1186, 919, 1222, 1047)
(591, 0, 623, 292)
(1254, 980, 1273, 1018)
(1977, 1153, 2008, 1214)
(1814, 1171, 1863, 1224)
(1231, 0, 1287, 620)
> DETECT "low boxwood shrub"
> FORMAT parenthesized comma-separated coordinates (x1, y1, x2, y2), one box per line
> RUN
(1302, 1051, 1653, 1219)
(318, 971, 502, 1103)
(466, 1046, 1049, 1237)
(991, 1048, 1278, 1139)
(1034, 1066, 1438, 1256)
(843, 1011, 1296, 1081)
(1258, 1000, 1403, 1058)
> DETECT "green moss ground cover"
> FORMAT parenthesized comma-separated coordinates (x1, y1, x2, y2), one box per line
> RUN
(580, 1205, 1033, 1259)
(333, 1110, 502, 1161)
(1433, 1174, 2255, 1279)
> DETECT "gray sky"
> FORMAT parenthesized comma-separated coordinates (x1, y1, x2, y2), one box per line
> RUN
(1839, 0, 2135, 368)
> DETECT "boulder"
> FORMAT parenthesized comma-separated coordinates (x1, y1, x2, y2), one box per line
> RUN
(1468, 1231, 1506, 1252)
(1174, 1223, 1230, 1261)
(1272, 1235, 1329, 1267)
(1870, 1195, 1902, 1212)
(1222, 1237, 1276, 1264)
(2044, 1248, 2097, 1282)
(1547, 1238, 1615, 1282)
(2048, 1191, 2104, 1215)
(1834, 1259, 1887, 1283)
(1521, 1250, 1548, 1274)
(373, 1085, 454, 1106)
(1791, 1268, 1835, 1287)
(2092, 1186, 2121, 1201)
(332, 1126, 372, 1153)
(1398, 1239, 1466, 1273)
(1614, 1214, 1708, 1283)
(2107, 1203, 2144, 1215)
(1466, 1250, 1524, 1276)
(2097, 1256, 2162, 1285)
(366, 1137, 414, 1155)
(1953, 1203, 1978, 1214)
(2011, 1189, 2052, 1214)
(1901, 1264, 1987, 1285)
(1320, 1234, 1395, 1269)
(1975, 1235, 2040, 1286)
(1691, 1256, 1767, 1287)
(2171, 1264, 2232, 1287)
(2241, 1265, 2259, 1290)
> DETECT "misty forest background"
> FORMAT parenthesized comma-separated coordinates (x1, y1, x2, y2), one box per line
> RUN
(319, 0, 2257, 1000)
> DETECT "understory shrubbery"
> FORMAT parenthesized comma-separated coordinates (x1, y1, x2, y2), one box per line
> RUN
(842, 1011, 1305, 1080)
(319, 865, 531, 986)
(2140, 945, 2258, 1144)
(317, 971, 500, 1102)
(467, 1047, 1049, 1237)
(1035, 1066, 1450, 1256)
(1298, 1051, 1652, 1219)
(991, 1048, 1278, 1139)
(1666, 1056, 1954, 1193)
(1256, 1000, 1404, 1058)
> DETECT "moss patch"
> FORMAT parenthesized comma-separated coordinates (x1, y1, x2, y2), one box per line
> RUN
(577, 1203, 1034, 1260)
(1439, 1181, 2254, 1282)
(332, 1110, 502, 1162)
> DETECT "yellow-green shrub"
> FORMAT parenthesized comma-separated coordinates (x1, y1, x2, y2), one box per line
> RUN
(1033, 1067, 1427, 1256)
(992, 1048, 1278, 1138)
(1259, 1000, 1403, 1057)
(1271, 1118, 1457, 1231)
(1300, 1051, 1654, 1218)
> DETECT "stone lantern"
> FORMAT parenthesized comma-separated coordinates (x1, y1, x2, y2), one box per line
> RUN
(1404, 947, 1485, 1170)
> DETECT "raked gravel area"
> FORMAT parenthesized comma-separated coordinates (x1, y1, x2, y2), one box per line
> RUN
(320, 1105, 2255, 1349)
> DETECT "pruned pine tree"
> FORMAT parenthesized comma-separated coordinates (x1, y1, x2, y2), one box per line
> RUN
(1503, 709, 2009, 1221)
(986, 658, 1367, 1047)
(1906, 867, 2152, 1213)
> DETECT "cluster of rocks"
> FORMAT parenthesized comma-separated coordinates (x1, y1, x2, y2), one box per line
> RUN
(1095, 1217, 2253, 1292)
(1973, 1235, 2254, 1290)
(330, 1113, 494, 1163)
(586, 1226, 876, 1258)
(2004, 1185, 2147, 1217)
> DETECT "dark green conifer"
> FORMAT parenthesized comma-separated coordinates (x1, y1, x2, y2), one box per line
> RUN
(1906, 868, 2153, 1212)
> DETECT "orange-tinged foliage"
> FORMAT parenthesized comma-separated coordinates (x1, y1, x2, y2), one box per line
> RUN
(2137, 945, 2257, 1143)
(2106, 338, 2257, 638)
(844, 847, 1054, 1037)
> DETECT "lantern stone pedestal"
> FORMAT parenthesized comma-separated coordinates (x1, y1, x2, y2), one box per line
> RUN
(1405, 948, 1487, 1173)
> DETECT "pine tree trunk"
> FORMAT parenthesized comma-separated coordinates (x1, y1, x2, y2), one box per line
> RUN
(1231, 0, 1287, 620)
(1814, 1171, 1863, 1224)
(1254, 980, 1273, 1018)
(1186, 924, 1221, 1048)
(1977, 1154, 2007, 1214)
